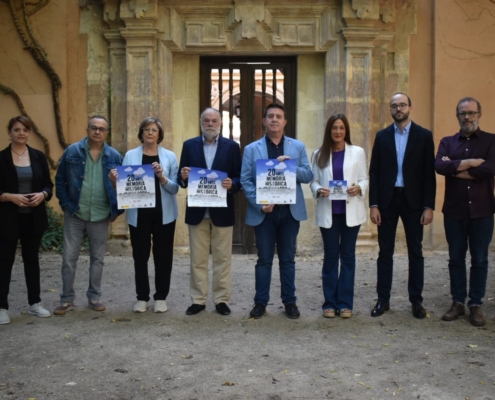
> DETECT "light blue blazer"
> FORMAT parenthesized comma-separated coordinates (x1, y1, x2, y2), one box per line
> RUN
(123, 146, 179, 227)
(241, 136, 313, 226)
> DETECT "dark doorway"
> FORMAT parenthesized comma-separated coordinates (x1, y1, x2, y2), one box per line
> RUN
(200, 56, 297, 254)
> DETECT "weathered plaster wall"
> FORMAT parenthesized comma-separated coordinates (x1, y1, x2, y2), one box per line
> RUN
(431, 0, 495, 248)
(296, 53, 325, 252)
(0, 0, 87, 160)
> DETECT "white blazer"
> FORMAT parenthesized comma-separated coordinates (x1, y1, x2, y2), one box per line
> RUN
(310, 143, 368, 228)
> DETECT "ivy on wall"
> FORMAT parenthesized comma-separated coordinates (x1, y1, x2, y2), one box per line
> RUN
(0, 0, 68, 168)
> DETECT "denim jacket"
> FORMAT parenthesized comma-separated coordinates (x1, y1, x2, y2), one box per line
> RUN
(56, 137, 123, 220)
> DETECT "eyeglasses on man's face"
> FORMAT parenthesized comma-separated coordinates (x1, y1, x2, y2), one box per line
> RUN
(89, 126, 108, 133)
(456, 111, 479, 119)
(390, 103, 409, 111)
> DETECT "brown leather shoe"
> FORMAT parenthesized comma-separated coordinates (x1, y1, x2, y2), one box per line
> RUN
(442, 302, 465, 321)
(469, 305, 486, 327)
(89, 300, 106, 312)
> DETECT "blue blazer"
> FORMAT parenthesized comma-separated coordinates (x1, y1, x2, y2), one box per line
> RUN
(177, 135, 241, 227)
(241, 136, 313, 226)
(123, 145, 179, 227)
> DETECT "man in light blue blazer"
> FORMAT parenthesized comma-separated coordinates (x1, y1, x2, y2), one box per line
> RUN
(241, 104, 313, 319)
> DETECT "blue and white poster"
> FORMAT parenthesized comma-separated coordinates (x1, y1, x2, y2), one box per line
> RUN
(187, 167, 228, 207)
(116, 165, 156, 209)
(329, 180, 348, 200)
(256, 159, 296, 204)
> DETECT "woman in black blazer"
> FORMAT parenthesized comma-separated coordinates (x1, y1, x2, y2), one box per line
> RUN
(0, 116, 54, 325)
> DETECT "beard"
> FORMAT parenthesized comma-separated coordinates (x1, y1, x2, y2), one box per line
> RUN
(392, 110, 410, 123)
(202, 127, 220, 142)
(460, 119, 479, 135)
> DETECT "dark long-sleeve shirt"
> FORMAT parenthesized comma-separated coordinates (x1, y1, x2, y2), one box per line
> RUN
(435, 129, 495, 219)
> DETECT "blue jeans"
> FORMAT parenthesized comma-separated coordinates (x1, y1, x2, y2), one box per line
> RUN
(253, 206, 300, 306)
(60, 212, 109, 303)
(444, 215, 493, 307)
(320, 214, 361, 311)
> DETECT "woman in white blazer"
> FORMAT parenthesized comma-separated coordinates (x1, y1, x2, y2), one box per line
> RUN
(310, 114, 368, 318)
(109, 117, 179, 314)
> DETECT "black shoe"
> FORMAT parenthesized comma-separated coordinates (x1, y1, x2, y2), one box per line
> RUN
(285, 303, 300, 319)
(371, 300, 390, 317)
(215, 302, 231, 315)
(186, 304, 205, 315)
(412, 301, 426, 319)
(250, 303, 266, 319)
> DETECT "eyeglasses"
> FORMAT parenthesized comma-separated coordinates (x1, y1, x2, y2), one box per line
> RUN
(89, 126, 108, 133)
(143, 128, 159, 133)
(456, 111, 479, 119)
(390, 103, 409, 110)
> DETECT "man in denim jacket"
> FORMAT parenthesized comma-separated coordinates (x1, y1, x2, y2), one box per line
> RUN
(54, 116, 123, 315)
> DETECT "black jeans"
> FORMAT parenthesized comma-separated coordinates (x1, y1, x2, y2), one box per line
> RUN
(129, 213, 176, 302)
(376, 190, 425, 303)
(0, 213, 43, 310)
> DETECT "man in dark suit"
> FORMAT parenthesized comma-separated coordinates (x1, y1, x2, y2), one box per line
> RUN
(369, 93, 436, 319)
(178, 108, 241, 316)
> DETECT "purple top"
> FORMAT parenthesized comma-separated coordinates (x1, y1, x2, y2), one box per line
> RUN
(332, 150, 346, 214)
(435, 129, 495, 219)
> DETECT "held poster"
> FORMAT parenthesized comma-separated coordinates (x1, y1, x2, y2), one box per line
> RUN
(116, 165, 156, 209)
(329, 180, 348, 200)
(187, 167, 228, 207)
(256, 159, 296, 204)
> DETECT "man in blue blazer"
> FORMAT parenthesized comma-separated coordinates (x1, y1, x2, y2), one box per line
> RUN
(241, 104, 313, 319)
(369, 93, 436, 319)
(178, 108, 241, 316)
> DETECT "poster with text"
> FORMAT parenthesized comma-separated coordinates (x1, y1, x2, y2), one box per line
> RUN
(256, 159, 296, 204)
(116, 165, 156, 209)
(187, 167, 228, 207)
(329, 180, 348, 200)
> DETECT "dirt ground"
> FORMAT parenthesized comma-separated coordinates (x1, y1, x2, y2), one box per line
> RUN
(1, 244, 495, 400)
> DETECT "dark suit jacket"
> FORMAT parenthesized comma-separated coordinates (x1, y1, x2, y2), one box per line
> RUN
(177, 135, 241, 227)
(369, 121, 436, 210)
(0, 145, 54, 240)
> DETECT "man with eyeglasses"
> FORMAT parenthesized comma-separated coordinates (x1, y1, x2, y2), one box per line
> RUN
(369, 93, 436, 319)
(435, 97, 495, 327)
(54, 115, 123, 315)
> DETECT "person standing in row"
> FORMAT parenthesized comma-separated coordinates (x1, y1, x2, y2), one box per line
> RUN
(369, 93, 436, 319)
(0, 116, 54, 325)
(178, 108, 241, 316)
(435, 97, 495, 327)
(241, 103, 312, 319)
(54, 116, 123, 315)
(109, 117, 179, 313)
(310, 114, 368, 319)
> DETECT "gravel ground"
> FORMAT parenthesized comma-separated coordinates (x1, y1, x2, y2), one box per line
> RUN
(1, 246, 495, 400)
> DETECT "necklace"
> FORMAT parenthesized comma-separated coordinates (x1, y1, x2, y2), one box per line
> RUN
(11, 147, 27, 158)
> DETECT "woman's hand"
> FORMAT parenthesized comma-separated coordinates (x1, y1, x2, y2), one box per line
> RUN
(26, 192, 45, 207)
(347, 185, 361, 197)
(8, 193, 31, 208)
(152, 162, 168, 185)
(109, 169, 118, 187)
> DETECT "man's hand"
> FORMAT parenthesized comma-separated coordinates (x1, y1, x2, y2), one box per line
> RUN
(109, 169, 118, 187)
(318, 187, 331, 198)
(261, 204, 275, 213)
(370, 207, 381, 225)
(180, 167, 191, 181)
(420, 208, 433, 225)
(222, 177, 232, 190)
(277, 155, 290, 162)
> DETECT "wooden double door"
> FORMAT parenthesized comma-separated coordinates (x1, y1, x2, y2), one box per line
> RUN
(200, 56, 297, 254)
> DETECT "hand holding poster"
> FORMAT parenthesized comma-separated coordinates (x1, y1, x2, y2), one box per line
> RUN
(187, 167, 228, 207)
(256, 159, 296, 204)
(116, 165, 156, 209)
(329, 180, 348, 200)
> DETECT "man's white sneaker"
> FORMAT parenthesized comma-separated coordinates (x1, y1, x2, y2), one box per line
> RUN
(133, 301, 148, 313)
(154, 300, 168, 313)
(0, 309, 10, 325)
(28, 303, 51, 318)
